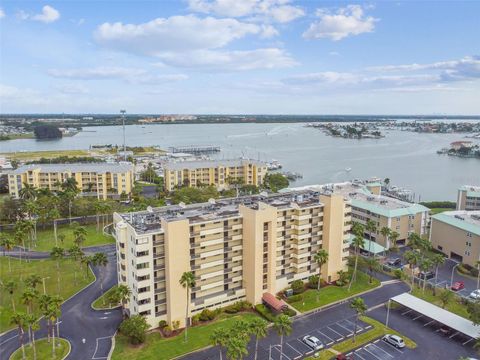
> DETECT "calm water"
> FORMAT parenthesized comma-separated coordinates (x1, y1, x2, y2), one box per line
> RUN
(2, 123, 479, 201)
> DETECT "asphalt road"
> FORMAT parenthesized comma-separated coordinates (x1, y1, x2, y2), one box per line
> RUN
(0, 244, 122, 360)
(181, 280, 410, 360)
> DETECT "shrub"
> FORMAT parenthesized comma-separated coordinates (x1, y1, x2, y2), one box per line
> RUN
(191, 314, 201, 325)
(282, 308, 296, 317)
(224, 300, 252, 313)
(163, 325, 172, 336)
(458, 264, 470, 275)
(172, 320, 180, 331)
(255, 304, 276, 322)
(119, 315, 151, 344)
(291, 280, 305, 294)
(308, 275, 319, 289)
(158, 320, 167, 329)
(286, 294, 302, 303)
(199, 309, 216, 322)
(471, 267, 479, 277)
(393, 269, 404, 280)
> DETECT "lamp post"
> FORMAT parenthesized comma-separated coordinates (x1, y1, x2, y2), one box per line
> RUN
(120, 110, 126, 161)
(41, 276, 50, 295)
(450, 262, 460, 289)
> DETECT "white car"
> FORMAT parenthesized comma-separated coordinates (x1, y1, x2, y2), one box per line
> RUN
(469, 290, 480, 300)
(383, 334, 405, 348)
(302, 335, 324, 350)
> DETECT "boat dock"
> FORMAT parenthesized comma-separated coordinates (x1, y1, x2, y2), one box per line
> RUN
(169, 145, 221, 155)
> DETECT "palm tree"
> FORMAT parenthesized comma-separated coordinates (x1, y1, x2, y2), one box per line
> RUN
(50, 247, 65, 292)
(50, 295, 63, 340)
(431, 254, 445, 295)
(38, 294, 53, 343)
(25, 274, 42, 290)
(19, 183, 37, 201)
(350, 298, 367, 343)
(313, 249, 329, 300)
(21, 287, 38, 314)
(93, 252, 109, 298)
(26, 314, 40, 360)
(179, 271, 196, 342)
(365, 219, 377, 241)
(94, 201, 102, 232)
(250, 318, 268, 360)
(211, 328, 228, 360)
(47, 301, 62, 357)
(419, 258, 433, 293)
(439, 289, 454, 309)
(226, 336, 249, 360)
(3, 280, 17, 312)
(81, 255, 95, 278)
(274, 314, 292, 360)
(389, 231, 400, 251)
(73, 226, 88, 247)
(68, 245, 84, 281)
(404, 250, 420, 286)
(407, 233, 421, 250)
(365, 257, 381, 284)
(116, 284, 132, 318)
(380, 226, 391, 250)
(23, 200, 39, 248)
(348, 234, 365, 291)
(1, 234, 15, 272)
(10, 312, 27, 360)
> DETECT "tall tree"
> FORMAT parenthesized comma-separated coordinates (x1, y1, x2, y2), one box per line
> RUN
(179, 271, 196, 342)
(225, 336, 249, 360)
(116, 284, 132, 318)
(431, 254, 445, 295)
(10, 312, 27, 360)
(389, 231, 400, 251)
(3, 280, 17, 312)
(68, 245, 84, 281)
(93, 252, 109, 298)
(380, 226, 391, 250)
(348, 233, 365, 291)
(365, 257, 381, 284)
(26, 314, 40, 360)
(73, 225, 88, 247)
(274, 314, 292, 360)
(404, 250, 420, 286)
(38, 294, 53, 343)
(313, 249, 329, 300)
(211, 328, 228, 360)
(21, 287, 38, 314)
(24, 274, 42, 290)
(350, 298, 367, 343)
(250, 318, 268, 360)
(1, 234, 15, 272)
(19, 183, 37, 201)
(50, 247, 65, 292)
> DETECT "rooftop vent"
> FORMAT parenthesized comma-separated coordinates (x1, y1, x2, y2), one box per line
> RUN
(454, 215, 465, 220)
(208, 198, 216, 205)
(147, 206, 153, 213)
(471, 214, 480, 221)
(179, 202, 186, 209)
(367, 196, 375, 201)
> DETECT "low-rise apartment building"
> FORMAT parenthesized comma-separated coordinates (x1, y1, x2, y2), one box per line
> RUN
(457, 185, 480, 211)
(113, 190, 351, 328)
(163, 159, 267, 192)
(430, 211, 480, 267)
(290, 181, 429, 249)
(7, 163, 134, 200)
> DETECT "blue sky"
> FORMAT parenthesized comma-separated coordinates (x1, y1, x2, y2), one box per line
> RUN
(0, 0, 479, 114)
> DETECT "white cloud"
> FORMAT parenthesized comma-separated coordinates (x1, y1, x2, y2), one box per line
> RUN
(95, 15, 261, 56)
(32, 5, 60, 23)
(155, 48, 296, 71)
(188, 0, 304, 23)
(0, 8, 5, 19)
(56, 83, 89, 94)
(303, 5, 377, 41)
(47, 66, 188, 84)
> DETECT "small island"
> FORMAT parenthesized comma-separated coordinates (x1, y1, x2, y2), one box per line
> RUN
(437, 140, 480, 159)
(307, 122, 384, 139)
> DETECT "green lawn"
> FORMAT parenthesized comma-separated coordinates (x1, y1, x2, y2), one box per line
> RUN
(112, 313, 259, 360)
(429, 208, 454, 215)
(0, 257, 95, 333)
(10, 338, 70, 360)
(307, 316, 416, 360)
(92, 286, 120, 310)
(411, 286, 469, 319)
(32, 223, 114, 252)
(288, 271, 381, 313)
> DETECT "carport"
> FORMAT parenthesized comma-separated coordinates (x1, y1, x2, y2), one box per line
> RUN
(386, 292, 480, 343)
(347, 234, 387, 255)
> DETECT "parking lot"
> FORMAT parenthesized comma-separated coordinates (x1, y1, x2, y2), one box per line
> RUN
(269, 318, 372, 360)
(347, 338, 413, 360)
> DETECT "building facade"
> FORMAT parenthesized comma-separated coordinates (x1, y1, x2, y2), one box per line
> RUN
(163, 159, 267, 192)
(430, 211, 480, 267)
(457, 185, 480, 211)
(113, 190, 351, 328)
(7, 163, 134, 200)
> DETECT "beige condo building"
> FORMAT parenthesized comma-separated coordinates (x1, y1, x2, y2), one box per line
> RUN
(7, 163, 134, 200)
(163, 159, 267, 192)
(457, 185, 480, 211)
(430, 211, 480, 267)
(113, 189, 351, 328)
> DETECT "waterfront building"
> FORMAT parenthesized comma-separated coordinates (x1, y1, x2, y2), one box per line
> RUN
(289, 181, 429, 249)
(457, 185, 480, 211)
(163, 159, 267, 192)
(7, 163, 134, 200)
(430, 211, 480, 267)
(113, 189, 351, 327)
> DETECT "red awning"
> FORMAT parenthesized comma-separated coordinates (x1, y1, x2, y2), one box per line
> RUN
(262, 293, 286, 312)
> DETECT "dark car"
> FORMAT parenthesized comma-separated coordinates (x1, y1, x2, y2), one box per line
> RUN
(387, 258, 402, 267)
(418, 271, 435, 280)
(439, 325, 452, 335)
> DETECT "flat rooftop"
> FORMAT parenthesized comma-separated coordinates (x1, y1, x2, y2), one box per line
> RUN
(459, 185, 480, 196)
(288, 181, 428, 217)
(118, 190, 323, 234)
(163, 158, 266, 171)
(432, 210, 480, 236)
(9, 162, 134, 175)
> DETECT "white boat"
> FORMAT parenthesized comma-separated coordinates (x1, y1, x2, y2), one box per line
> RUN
(345, 167, 352, 172)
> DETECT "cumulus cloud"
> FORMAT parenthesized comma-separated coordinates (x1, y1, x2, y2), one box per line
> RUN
(0, 8, 5, 19)
(47, 66, 188, 84)
(32, 5, 60, 23)
(188, 0, 304, 23)
(155, 48, 296, 71)
(56, 83, 89, 94)
(303, 5, 377, 41)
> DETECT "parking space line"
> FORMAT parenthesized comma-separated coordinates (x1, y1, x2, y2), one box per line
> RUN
(449, 331, 459, 339)
(291, 338, 311, 353)
(271, 345, 291, 360)
(286, 343, 302, 356)
(401, 309, 412, 315)
(353, 350, 367, 360)
(327, 326, 344, 340)
(316, 330, 334, 345)
(423, 320, 435, 327)
(379, 340, 404, 354)
(463, 338, 473, 345)
(336, 321, 355, 335)
(412, 314, 423, 320)
(366, 343, 394, 358)
(363, 347, 383, 360)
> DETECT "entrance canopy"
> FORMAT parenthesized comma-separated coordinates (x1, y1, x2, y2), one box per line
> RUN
(391, 292, 480, 339)
(347, 234, 386, 255)
(262, 293, 287, 312)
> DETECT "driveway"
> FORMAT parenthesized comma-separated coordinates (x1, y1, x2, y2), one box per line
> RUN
(0, 246, 122, 360)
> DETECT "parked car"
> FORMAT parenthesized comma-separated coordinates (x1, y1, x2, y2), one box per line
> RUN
(418, 271, 435, 280)
(336, 354, 353, 360)
(302, 335, 324, 350)
(387, 258, 402, 267)
(451, 281, 465, 291)
(469, 289, 480, 300)
(383, 334, 406, 348)
(439, 325, 452, 336)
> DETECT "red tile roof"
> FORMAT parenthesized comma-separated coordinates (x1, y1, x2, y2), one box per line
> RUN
(262, 292, 287, 312)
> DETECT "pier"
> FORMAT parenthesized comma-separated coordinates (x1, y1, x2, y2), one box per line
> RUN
(169, 145, 221, 155)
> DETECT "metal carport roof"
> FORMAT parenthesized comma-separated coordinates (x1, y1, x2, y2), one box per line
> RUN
(390, 292, 480, 339)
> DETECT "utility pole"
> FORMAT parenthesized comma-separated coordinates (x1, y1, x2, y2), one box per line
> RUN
(120, 110, 127, 161)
